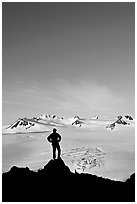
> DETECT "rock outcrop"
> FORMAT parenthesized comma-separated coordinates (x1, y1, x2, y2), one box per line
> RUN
(125, 115, 134, 120)
(2, 158, 135, 202)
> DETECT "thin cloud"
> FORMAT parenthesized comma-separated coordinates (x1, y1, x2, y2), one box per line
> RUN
(53, 80, 125, 116)
(3, 79, 127, 117)
(2, 100, 24, 105)
(16, 80, 23, 84)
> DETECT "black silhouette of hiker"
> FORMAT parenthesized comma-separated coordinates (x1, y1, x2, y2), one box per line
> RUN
(47, 128, 61, 159)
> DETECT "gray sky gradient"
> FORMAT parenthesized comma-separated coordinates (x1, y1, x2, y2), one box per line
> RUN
(2, 2, 135, 125)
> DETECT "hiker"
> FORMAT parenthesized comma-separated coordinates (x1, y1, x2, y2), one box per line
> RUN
(47, 128, 61, 159)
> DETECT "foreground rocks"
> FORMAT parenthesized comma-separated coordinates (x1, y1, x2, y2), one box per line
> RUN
(2, 158, 135, 202)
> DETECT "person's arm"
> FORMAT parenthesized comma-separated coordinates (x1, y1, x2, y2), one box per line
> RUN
(47, 134, 52, 142)
(57, 134, 61, 142)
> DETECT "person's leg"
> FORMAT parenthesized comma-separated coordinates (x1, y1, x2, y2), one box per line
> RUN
(57, 144, 61, 159)
(52, 144, 56, 159)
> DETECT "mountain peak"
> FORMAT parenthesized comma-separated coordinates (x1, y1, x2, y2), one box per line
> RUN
(2, 113, 134, 134)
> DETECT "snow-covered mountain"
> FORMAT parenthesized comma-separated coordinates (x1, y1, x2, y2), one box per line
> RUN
(36, 114, 86, 127)
(35, 114, 65, 126)
(2, 118, 52, 134)
(106, 115, 134, 130)
(37, 114, 62, 121)
(2, 114, 134, 134)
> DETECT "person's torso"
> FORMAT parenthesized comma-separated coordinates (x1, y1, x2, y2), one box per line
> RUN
(50, 133, 60, 143)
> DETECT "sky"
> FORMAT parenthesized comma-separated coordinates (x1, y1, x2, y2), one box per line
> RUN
(2, 2, 135, 125)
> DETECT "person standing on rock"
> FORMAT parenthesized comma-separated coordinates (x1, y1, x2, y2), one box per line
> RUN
(47, 128, 61, 159)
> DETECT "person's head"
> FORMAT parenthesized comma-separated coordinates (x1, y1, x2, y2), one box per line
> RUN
(53, 128, 57, 133)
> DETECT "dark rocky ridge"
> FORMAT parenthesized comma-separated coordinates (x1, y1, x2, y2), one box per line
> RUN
(2, 158, 135, 202)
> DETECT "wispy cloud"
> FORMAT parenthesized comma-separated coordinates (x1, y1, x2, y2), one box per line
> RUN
(16, 80, 24, 85)
(2, 100, 24, 105)
(53, 80, 125, 116)
(3, 79, 127, 117)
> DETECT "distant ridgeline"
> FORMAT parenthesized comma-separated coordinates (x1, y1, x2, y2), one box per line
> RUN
(2, 114, 134, 134)
(2, 158, 135, 202)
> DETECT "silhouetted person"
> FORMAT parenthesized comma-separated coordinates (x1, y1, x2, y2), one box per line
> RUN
(47, 128, 61, 159)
